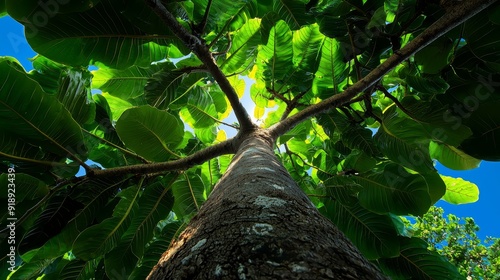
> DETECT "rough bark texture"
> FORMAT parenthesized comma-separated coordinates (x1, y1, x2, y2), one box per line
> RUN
(148, 130, 388, 279)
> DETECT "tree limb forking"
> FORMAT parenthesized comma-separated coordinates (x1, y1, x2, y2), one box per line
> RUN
(268, 0, 498, 140)
(144, 0, 255, 131)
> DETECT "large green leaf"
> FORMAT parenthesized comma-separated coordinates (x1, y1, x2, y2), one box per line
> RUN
(414, 36, 454, 74)
(379, 237, 463, 280)
(115, 105, 184, 162)
(221, 18, 262, 74)
(356, 164, 432, 216)
(144, 67, 188, 110)
(406, 74, 450, 96)
(401, 97, 472, 146)
(459, 100, 500, 160)
(0, 173, 48, 203)
(29, 56, 96, 126)
(312, 37, 348, 97)
(441, 175, 479, 205)
(72, 185, 140, 260)
(286, 23, 323, 89)
(324, 176, 361, 206)
(375, 106, 435, 174)
(179, 89, 219, 129)
(125, 177, 175, 257)
(128, 221, 183, 279)
(256, 20, 293, 88)
(430, 142, 481, 170)
(272, 0, 314, 30)
(104, 178, 175, 278)
(19, 195, 83, 254)
(341, 126, 379, 157)
(6, 0, 185, 69)
(172, 173, 206, 221)
(92, 64, 162, 100)
(321, 200, 400, 260)
(24, 180, 123, 262)
(460, 9, 500, 71)
(0, 58, 87, 161)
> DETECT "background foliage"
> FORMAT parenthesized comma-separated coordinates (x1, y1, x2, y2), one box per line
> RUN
(1, 0, 499, 279)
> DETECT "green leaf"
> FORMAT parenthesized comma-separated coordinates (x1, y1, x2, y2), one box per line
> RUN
(19, 195, 83, 254)
(375, 106, 435, 174)
(221, 18, 262, 74)
(28, 56, 97, 126)
(441, 175, 479, 205)
(422, 171, 447, 205)
(341, 126, 379, 156)
(324, 176, 362, 205)
(340, 150, 377, 173)
(179, 90, 219, 129)
(256, 20, 293, 87)
(25, 181, 121, 262)
(379, 237, 464, 280)
(0, 1, 6, 17)
(272, 0, 313, 30)
(129, 221, 183, 279)
(401, 97, 472, 146)
(460, 100, 500, 160)
(312, 37, 348, 97)
(7, 0, 185, 68)
(125, 177, 175, 257)
(115, 105, 184, 162)
(145, 66, 187, 110)
(7, 260, 49, 280)
(430, 141, 481, 170)
(0, 58, 87, 161)
(414, 36, 454, 74)
(406, 74, 450, 95)
(321, 200, 400, 260)
(172, 173, 206, 220)
(356, 164, 432, 216)
(0, 173, 48, 202)
(72, 185, 140, 260)
(92, 64, 162, 100)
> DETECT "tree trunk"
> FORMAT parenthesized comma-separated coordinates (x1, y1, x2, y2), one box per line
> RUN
(148, 131, 388, 279)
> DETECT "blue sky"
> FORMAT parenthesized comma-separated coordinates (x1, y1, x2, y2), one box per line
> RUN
(1, 16, 498, 239)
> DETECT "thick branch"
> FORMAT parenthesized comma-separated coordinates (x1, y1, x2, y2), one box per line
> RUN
(268, 0, 497, 140)
(145, 0, 255, 131)
(90, 139, 236, 178)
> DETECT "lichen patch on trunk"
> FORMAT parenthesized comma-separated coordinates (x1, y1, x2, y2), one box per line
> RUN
(254, 195, 286, 208)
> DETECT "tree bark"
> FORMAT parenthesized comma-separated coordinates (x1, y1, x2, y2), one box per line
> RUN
(147, 130, 388, 279)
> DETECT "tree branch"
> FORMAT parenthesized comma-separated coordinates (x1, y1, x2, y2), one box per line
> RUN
(89, 138, 236, 178)
(83, 129, 150, 163)
(268, 0, 497, 140)
(145, 0, 255, 131)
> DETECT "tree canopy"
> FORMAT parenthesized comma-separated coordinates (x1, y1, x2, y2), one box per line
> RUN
(1, 0, 499, 279)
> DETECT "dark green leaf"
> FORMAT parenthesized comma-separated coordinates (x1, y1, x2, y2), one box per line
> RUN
(115, 105, 184, 162)
(379, 237, 464, 280)
(321, 199, 400, 260)
(0, 58, 87, 161)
